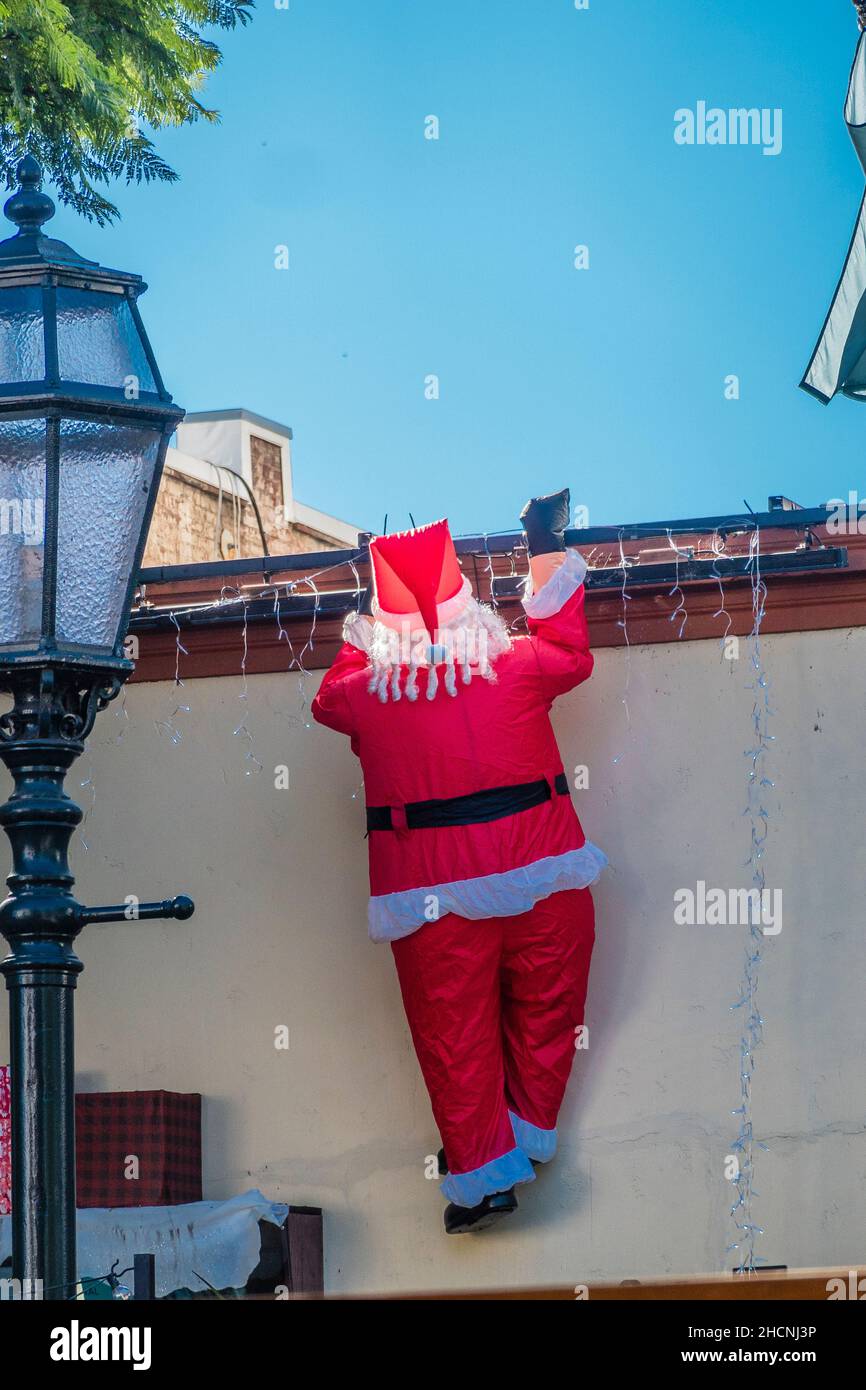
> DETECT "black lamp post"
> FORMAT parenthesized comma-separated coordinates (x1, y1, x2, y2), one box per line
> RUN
(0, 157, 194, 1298)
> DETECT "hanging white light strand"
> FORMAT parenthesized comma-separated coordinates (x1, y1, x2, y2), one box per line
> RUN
(710, 531, 733, 650)
(727, 524, 774, 1274)
(225, 587, 263, 776)
(77, 757, 96, 854)
(154, 612, 190, 745)
(288, 574, 322, 730)
(666, 528, 689, 639)
(270, 581, 293, 661)
(346, 558, 367, 803)
(112, 686, 130, 745)
(503, 548, 527, 637)
(612, 529, 633, 766)
(479, 534, 498, 614)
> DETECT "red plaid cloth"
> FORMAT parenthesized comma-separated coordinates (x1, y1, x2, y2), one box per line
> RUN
(0, 1065, 10, 1215)
(75, 1090, 202, 1209)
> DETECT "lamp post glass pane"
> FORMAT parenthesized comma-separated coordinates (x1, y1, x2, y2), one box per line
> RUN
(0, 287, 46, 382)
(56, 289, 157, 394)
(0, 417, 45, 647)
(56, 418, 162, 650)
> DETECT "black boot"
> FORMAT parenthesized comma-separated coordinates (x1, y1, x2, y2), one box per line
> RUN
(444, 1188, 518, 1235)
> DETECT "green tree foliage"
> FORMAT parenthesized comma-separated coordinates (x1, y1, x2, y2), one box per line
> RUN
(0, 1, 253, 223)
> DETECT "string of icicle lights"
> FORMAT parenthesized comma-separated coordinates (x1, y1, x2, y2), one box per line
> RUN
(727, 524, 774, 1274)
(602, 525, 725, 766)
(145, 555, 364, 772)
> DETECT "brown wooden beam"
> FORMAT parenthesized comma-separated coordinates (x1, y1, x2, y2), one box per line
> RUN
(353, 1265, 866, 1300)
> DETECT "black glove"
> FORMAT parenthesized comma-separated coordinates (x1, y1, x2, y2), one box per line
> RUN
(357, 581, 374, 616)
(519, 488, 570, 556)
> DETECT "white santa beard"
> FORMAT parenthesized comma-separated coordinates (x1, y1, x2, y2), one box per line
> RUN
(365, 597, 512, 703)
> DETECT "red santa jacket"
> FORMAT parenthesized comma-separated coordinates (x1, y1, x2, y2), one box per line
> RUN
(312, 548, 607, 940)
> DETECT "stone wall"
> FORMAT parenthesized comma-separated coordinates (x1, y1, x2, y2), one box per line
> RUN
(143, 433, 343, 567)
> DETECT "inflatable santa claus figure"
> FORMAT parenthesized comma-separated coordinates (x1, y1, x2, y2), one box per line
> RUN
(312, 489, 607, 1233)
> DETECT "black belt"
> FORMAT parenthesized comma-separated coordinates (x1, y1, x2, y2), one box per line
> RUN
(366, 772, 570, 833)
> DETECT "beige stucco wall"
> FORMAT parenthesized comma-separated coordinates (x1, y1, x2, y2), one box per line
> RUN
(1, 623, 865, 1294)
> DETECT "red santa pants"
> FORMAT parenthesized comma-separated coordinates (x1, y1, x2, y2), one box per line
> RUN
(391, 886, 595, 1207)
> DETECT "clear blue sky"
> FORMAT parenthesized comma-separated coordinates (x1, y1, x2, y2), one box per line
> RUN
(45, 0, 866, 536)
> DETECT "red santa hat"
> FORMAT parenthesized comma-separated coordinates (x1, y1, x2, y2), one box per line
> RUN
(369, 519, 471, 650)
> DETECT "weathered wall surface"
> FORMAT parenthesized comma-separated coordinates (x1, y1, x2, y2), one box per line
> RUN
(1, 625, 864, 1294)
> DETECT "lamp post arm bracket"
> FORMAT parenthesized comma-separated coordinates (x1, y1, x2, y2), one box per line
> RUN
(76, 894, 194, 926)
